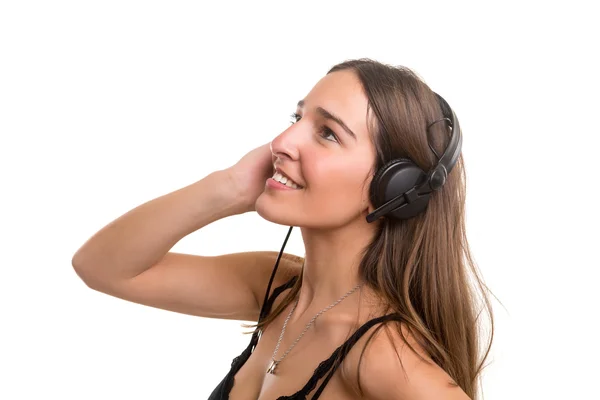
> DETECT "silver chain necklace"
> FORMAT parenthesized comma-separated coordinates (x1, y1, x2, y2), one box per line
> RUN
(266, 282, 362, 375)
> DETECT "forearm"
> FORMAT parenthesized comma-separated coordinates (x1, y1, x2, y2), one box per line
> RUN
(71, 169, 243, 283)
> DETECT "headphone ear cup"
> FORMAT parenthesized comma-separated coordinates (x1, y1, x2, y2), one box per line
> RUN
(369, 158, 403, 207)
(369, 158, 430, 220)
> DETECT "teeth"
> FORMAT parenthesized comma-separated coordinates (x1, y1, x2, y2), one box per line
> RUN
(272, 171, 301, 189)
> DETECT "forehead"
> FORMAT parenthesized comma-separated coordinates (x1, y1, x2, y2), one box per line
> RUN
(302, 70, 370, 142)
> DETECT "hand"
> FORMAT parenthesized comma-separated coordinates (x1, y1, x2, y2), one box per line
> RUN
(225, 142, 273, 213)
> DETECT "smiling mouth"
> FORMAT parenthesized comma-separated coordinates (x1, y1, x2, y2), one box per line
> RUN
(271, 171, 303, 189)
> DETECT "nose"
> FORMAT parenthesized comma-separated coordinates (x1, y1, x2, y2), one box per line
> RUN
(270, 124, 301, 162)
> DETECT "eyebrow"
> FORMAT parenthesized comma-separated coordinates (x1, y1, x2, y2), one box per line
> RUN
(297, 100, 357, 141)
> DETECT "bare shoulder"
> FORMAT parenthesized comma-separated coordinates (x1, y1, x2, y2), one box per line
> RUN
(255, 251, 303, 296)
(264, 251, 303, 281)
(340, 320, 471, 400)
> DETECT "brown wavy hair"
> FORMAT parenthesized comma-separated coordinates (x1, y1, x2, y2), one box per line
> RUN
(243, 58, 495, 400)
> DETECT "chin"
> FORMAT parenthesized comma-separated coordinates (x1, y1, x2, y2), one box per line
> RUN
(255, 195, 289, 225)
(256, 210, 297, 227)
(255, 195, 309, 227)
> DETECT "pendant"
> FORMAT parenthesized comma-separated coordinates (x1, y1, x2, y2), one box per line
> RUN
(267, 359, 279, 374)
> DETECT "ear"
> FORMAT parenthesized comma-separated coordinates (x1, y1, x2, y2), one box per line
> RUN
(362, 191, 375, 214)
(361, 182, 375, 213)
(363, 164, 377, 214)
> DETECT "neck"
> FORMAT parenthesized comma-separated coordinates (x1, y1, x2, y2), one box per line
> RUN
(290, 218, 383, 325)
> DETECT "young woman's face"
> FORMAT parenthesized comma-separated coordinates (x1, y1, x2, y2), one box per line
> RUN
(255, 69, 377, 229)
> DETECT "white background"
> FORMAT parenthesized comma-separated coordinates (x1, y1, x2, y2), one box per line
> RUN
(1, 1, 598, 399)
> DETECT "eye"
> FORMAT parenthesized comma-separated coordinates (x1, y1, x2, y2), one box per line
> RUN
(289, 112, 339, 143)
(317, 126, 339, 143)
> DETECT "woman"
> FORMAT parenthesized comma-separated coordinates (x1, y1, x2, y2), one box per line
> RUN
(72, 58, 494, 399)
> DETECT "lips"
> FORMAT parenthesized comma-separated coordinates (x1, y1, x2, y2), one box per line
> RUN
(273, 166, 303, 188)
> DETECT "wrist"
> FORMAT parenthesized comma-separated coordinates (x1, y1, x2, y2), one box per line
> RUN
(211, 169, 251, 215)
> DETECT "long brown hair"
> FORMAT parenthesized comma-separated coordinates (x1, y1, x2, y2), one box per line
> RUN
(243, 58, 495, 400)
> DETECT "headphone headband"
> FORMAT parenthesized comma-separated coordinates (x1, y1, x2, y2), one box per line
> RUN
(434, 94, 462, 175)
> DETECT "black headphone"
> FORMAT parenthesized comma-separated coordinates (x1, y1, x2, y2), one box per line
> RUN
(366, 92, 462, 223)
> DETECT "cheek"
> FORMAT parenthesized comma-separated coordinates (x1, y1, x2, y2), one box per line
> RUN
(305, 160, 370, 210)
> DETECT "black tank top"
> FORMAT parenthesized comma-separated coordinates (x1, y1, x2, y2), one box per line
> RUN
(207, 275, 402, 399)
